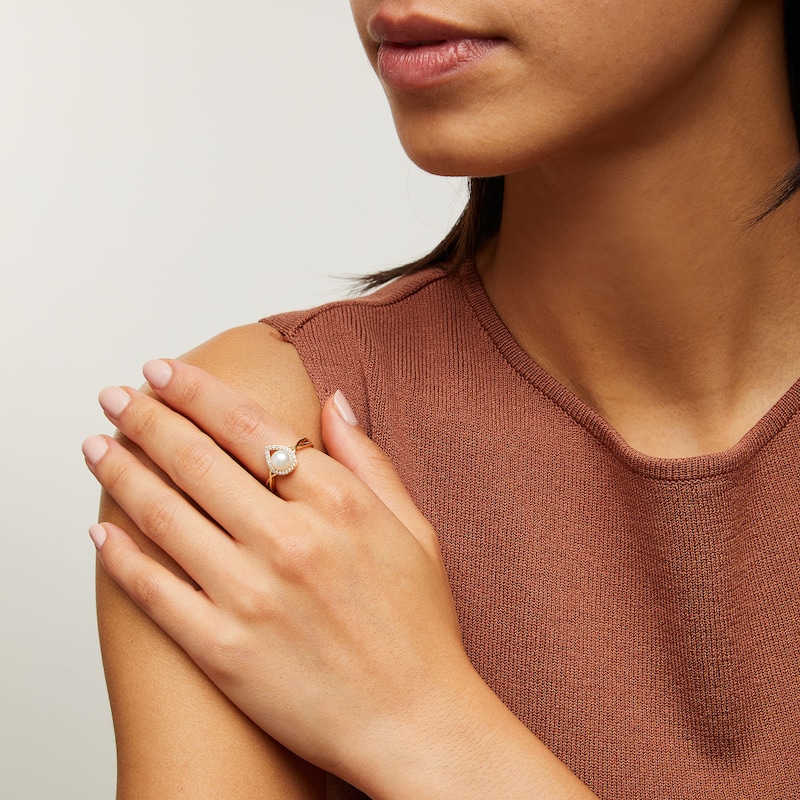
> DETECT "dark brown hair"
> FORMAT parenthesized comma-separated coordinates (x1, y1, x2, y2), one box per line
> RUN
(362, 0, 800, 289)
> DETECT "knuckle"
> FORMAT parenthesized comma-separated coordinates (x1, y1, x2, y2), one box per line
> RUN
(139, 494, 178, 544)
(362, 447, 394, 478)
(220, 402, 263, 441)
(103, 457, 133, 495)
(273, 530, 327, 581)
(130, 568, 162, 611)
(201, 622, 251, 683)
(127, 405, 160, 441)
(174, 375, 203, 408)
(317, 480, 365, 526)
(234, 582, 276, 622)
(172, 437, 215, 484)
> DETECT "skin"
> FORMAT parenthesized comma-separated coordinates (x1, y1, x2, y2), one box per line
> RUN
(88, 0, 799, 796)
(353, 0, 800, 456)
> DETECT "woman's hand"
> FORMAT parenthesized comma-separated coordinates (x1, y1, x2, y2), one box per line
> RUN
(83, 359, 597, 799)
(83, 359, 475, 792)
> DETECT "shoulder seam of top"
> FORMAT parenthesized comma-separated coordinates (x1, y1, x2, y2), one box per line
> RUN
(263, 268, 451, 337)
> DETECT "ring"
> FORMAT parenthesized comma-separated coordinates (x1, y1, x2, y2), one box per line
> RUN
(265, 438, 314, 493)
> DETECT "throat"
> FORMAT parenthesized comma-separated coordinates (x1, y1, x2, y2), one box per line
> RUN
(476, 210, 800, 460)
(582, 381, 796, 459)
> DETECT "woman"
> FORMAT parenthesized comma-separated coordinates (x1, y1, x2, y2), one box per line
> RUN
(83, 0, 800, 797)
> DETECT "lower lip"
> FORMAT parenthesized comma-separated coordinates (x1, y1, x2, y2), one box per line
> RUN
(377, 38, 501, 90)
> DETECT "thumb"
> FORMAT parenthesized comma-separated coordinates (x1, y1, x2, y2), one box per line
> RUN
(321, 390, 440, 555)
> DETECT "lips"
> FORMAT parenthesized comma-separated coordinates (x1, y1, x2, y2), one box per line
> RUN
(368, 14, 503, 90)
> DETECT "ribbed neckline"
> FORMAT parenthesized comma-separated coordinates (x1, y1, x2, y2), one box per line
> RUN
(457, 258, 800, 481)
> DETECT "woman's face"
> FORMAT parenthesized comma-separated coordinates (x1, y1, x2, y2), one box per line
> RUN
(349, 0, 777, 177)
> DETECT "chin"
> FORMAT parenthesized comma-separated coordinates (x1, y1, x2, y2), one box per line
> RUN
(388, 94, 592, 179)
(392, 114, 530, 178)
(397, 128, 565, 180)
(401, 145, 490, 178)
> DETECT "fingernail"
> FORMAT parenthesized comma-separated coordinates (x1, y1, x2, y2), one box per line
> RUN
(98, 386, 131, 418)
(333, 390, 358, 426)
(82, 435, 109, 465)
(143, 359, 173, 390)
(89, 523, 107, 550)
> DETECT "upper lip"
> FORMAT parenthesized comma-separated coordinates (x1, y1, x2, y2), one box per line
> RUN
(368, 13, 485, 45)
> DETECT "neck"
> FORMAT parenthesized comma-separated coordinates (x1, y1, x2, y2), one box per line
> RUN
(479, 1, 800, 458)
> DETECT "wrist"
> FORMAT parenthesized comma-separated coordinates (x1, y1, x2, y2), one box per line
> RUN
(346, 659, 596, 800)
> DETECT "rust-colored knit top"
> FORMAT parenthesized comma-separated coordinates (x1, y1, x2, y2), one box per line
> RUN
(265, 261, 800, 799)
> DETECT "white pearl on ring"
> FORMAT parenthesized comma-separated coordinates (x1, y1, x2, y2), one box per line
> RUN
(265, 438, 313, 493)
(270, 449, 293, 471)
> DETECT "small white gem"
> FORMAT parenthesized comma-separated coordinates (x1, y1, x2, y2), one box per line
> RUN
(270, 449, 293, 471)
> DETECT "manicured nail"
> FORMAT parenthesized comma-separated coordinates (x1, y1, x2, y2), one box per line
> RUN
(143, 359, 173, 390)
(333, 390, 358, 426)
(98, 386, 131, 417)
(82, 435, 110, 465)
(89, 523, 107, 550)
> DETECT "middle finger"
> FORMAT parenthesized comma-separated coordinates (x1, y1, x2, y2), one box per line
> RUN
(140, 358, 329, 501)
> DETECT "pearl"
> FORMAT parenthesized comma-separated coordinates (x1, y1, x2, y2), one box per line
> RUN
(269, 449, 293, 471)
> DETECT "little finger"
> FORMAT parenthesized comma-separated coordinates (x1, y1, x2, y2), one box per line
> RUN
(90, 521, 228, 670)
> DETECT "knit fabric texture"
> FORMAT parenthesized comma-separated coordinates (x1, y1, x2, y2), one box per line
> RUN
(263, 260, 800, 799)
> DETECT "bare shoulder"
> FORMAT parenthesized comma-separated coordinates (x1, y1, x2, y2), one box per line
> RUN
(179, 322, 323, 444)
(96, 322, 325, 799)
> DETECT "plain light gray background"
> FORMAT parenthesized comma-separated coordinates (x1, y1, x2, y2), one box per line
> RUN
(0, 2, 464, 796)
